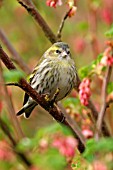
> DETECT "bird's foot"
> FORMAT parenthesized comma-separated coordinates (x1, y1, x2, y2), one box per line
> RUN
(44, 94, 50, 102)
(49, 88, 60, 107)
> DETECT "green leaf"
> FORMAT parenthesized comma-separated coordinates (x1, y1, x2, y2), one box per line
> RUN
(63, 97, 80, 108)
(32, 148, 66, 170)
(79, 53, 103, 79)
(35, 123, 72, 140)
(3, 70, 25, 82)
(0, 160, 12, 170)
(83, 138, 113, 162)
(92, 53, 103, 66)
(107, 82, 113, 94)
(78, 64, 92, 79)
(105, 25, 113, 38)
(91, 0, 101, 8)
(16, 137, 35, 152)
(83, 139, 95, 162)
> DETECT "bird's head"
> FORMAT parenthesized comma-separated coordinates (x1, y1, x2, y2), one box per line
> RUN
(44, 42, 71, 59)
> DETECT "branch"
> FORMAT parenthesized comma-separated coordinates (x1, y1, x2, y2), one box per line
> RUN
(5, 82, 20, 87)
(96, 66, 112, 136)
(0, 62, 24, 141)
(0, 29, 31, 75)
(87, 1, 100, 58)
(0, 46, 85, 153)
(58, 102, 86, 143)
(57, 9, 71, 40)
(0, 118, 32, 167)
(5, 82, 86, 144)
(17, 0, 57, 44)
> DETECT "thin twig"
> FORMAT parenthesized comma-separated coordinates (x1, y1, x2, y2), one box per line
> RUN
(58, 102, 86, 143)
(5, 82, 21, 87)
(0, 29, 31, 75)
(0, 62, 25, 141)
(0, 64, 25, 141)
(87, 0, 100, 58)
(57, 9, 71, 40)
(0, 118, 32, 167)
(17, 0, 57, 44)
(96, 66, 112, 137)
(0, 46, 85, 153)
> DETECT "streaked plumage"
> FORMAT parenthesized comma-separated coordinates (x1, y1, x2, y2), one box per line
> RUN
(17, 42, 78, 118)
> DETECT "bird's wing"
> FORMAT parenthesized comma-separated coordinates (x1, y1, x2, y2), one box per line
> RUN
(23, 57, 45, 105)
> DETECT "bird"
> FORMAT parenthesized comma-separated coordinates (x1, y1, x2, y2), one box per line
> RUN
(17, 42, 78, 118)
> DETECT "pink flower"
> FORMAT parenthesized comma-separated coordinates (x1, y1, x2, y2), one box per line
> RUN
(93, 161, 107, 170)
(74, 38, 86, 53)
(68, 6, 77, 17)
(0, 140, 14, 161)
(0, 101, 3, 113)
(30, 166, 40, 170)
(100, 46, 113, 66)
(82, 129, 93, 139)
(46, 0, 62, 8)
(39, 138, 48, 149)
(107, 56, 113, 66)
(52, 136, 77, 158)
(60, 145, 75, 157)
(101, 8, 113, 25)
(79, 78, 91, 106)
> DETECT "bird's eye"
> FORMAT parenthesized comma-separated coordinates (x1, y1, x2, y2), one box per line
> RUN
(56, 49, 61, 54)
(67, 51, 70, 55)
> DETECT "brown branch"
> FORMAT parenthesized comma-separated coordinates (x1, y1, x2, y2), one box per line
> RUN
(57, 9, 71, 40)
(0, 46, 85, 153)
(0, 62, 25, 141)
(0, 29, 31, 75)
(6, 82, 86, 147)
(58, 102, 86, 143)
(87, 0, 100, 58)
(0, 118, 32, 167)
(96, 66, 112, 136)
(17, 0, 57, 44)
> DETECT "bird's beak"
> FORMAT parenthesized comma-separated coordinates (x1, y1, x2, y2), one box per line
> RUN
(61, 51, 67, 58)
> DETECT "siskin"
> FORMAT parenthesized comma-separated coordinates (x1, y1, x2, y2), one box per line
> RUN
(17, 42, 78, 118)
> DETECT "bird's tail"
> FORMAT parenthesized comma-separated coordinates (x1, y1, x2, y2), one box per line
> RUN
(16, 102, 37, 118)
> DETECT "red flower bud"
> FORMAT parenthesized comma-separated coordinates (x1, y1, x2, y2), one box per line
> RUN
(68, 6, 77, 17)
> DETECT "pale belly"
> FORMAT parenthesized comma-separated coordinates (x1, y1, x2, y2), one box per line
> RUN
(54, 67, 75, 101)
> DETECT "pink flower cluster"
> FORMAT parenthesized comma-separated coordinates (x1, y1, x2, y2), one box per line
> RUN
(101, 8, 113, 25)
(46, 0, 77, 17)
(100, 46, 113, 67)
(52, 136, 77, 158)
(79, 78, 91, 106)
(93, 161, 107, 170)
(46, 0, 62, 8)
(0, 140, 13, 161)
